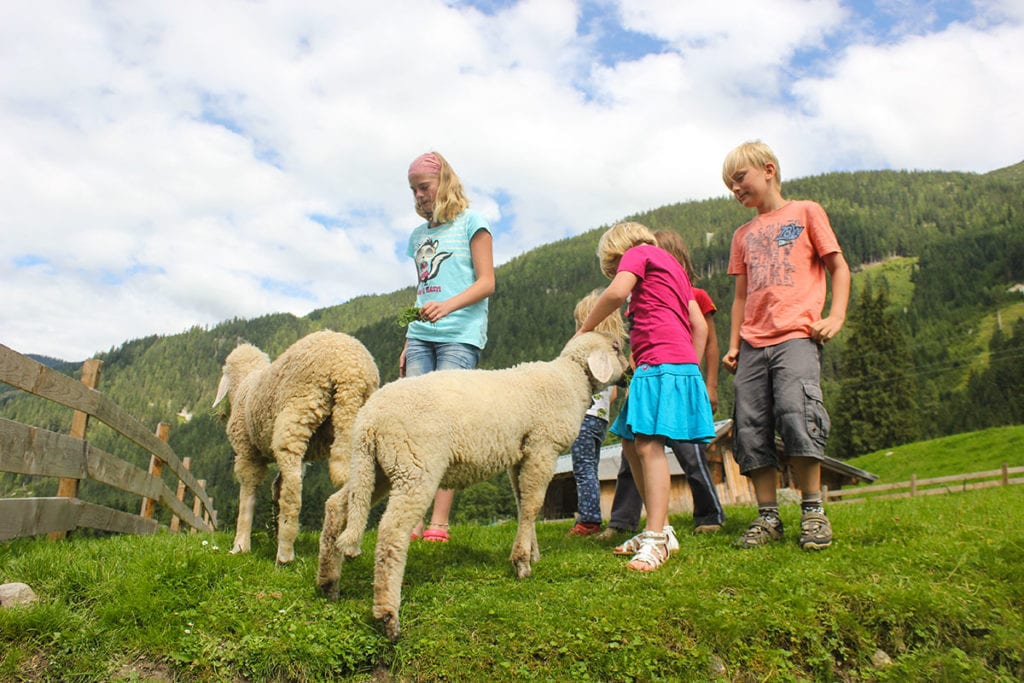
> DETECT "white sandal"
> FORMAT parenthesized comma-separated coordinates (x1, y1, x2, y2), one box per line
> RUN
(613, 525, 679, 556)
(627, 531, 669, 572)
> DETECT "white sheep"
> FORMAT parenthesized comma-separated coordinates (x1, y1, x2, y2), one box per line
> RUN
(317, 331, 628, 640)
(213, 330, 379, 565)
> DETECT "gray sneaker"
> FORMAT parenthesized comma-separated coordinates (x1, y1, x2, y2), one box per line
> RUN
(799, 510, 833, 550)
(735, 514, 784, 548)
(595, 526, 631, 541)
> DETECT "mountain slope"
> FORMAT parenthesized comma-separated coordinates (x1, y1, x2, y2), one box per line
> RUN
(2, 163, 1022, 532)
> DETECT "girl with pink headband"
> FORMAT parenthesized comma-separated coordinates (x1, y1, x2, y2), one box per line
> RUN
(402, 151, 495, 543)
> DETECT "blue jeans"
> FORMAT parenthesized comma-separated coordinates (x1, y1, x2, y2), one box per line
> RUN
(405, 338, 481, 377)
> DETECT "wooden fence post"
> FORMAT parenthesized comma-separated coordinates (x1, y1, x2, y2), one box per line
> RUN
(170, 457, 192, 533)
(49, 358, 103, 541)
(140, 422, 169, 519)
(191, 479, 206, 534)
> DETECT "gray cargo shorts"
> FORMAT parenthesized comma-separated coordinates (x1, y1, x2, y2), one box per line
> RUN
(732, 338, 830, 475)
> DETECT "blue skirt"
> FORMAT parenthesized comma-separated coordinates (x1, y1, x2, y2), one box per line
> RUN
(610, 363, 715, 442)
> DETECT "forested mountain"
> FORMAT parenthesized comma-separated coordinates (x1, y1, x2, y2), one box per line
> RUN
(3, 162, 1023, 532)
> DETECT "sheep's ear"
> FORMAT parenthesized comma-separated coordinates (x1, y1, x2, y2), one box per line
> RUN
(213, 375, 231, 407)
(586, 350, 616, 384)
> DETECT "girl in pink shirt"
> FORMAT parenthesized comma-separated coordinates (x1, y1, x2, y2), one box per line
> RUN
(576, 221, 715, 572)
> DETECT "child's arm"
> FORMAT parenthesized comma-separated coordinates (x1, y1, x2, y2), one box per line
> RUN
(722, 273, 747, 374)
(576, 271, 636, 336)
(703, 312, 719, 412)
(810, 252, 851, 344)
(688, 299, 708, 366)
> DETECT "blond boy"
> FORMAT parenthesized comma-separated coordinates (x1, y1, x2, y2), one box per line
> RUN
(721, 141, 850, 550)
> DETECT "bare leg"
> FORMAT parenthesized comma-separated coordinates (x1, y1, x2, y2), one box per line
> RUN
(633, 435, 669, 531)
(428, 489, 455, 526)
(620, 439, 645, 503)
(750, 466, 780, 506)
(790, 456, 821, 496)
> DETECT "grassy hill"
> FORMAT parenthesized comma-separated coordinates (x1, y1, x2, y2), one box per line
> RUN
(2, 163, 1023, 542)
(1, 427, 1022, 681)
(848, 424, 1024, 482)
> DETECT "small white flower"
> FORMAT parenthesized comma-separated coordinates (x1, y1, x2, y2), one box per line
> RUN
(278, 609, 286, 614)
(201, 540, 209, 546)
(211, 545, 219, 551)
(184, 629, 191, 634)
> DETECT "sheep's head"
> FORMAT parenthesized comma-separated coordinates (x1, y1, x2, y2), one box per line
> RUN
(213, 344, 270, 407)
(560, 331, 629, 390)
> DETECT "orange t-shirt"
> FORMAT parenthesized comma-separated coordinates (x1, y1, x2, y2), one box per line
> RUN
(727, 200, 841, 348)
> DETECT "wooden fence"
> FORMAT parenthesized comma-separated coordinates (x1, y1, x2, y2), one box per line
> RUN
(0, 343, 217, 541)
(826, 463, 1024, 504)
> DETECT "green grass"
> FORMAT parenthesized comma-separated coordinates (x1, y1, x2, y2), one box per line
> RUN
(971, 300, 1024, 372)
(3, 428, 1024, 681)
(857, 256, 917, 313)
(848, 425, 1024, 483)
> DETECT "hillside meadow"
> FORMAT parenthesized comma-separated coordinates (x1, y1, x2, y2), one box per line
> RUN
(2, 427, 1022, 681)
(3, 163, 1024, 542)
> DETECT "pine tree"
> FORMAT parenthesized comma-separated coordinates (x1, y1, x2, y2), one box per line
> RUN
(832, 284, 921, 457)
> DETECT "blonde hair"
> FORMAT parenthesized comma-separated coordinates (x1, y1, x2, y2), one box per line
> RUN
(574, 289, 626, 342)
(417, 151, 470, 224)
(721, 140, 782, 190)
(596, 221, 656, 279)
(653, 230, 695, 281)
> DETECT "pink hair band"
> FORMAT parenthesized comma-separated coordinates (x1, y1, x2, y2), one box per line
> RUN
(408, 152, 441, 176)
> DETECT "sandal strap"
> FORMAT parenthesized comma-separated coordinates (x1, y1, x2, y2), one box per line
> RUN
(628, 532, 668, 570)
(613, 532, 644, 555)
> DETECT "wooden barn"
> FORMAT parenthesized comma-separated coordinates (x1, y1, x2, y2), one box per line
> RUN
(542, 419, 877, 522)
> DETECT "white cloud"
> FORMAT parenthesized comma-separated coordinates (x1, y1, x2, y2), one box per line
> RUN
(792, 19, 1024, 172)
(1, 0, 1020, 360)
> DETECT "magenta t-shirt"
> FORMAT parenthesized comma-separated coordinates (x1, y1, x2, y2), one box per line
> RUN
(618, 244, 699, 366)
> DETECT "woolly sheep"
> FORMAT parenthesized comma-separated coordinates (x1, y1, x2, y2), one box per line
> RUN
(213, 330, 379, 565)
(317, 331, 628, 640)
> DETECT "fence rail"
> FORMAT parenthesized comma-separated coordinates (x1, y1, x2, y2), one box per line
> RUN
(0, 342, 217, 541)
(826, 463, 1023, 504)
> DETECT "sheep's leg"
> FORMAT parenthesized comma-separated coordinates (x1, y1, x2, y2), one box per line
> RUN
(509, 454, 555, 579)
(274, 452, 304, 565)
(318, 485, 349, 599)
(270, 404, 323, 565)
(231, 455, 267, 555)
(327, 394, 361, 488)
(373, 483, 439, 641)
(507, 464, 540, 565)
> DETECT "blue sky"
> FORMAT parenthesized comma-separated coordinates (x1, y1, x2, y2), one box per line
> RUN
(2, 0, 1022, 361)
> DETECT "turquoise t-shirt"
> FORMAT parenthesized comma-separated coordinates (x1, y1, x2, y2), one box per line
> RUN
(406, 208, 491, 349)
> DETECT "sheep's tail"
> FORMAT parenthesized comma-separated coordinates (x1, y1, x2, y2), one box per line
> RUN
(336, 424, 378, 555)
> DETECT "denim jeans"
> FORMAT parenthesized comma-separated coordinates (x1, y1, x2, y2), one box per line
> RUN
(405, 338, 481, 377)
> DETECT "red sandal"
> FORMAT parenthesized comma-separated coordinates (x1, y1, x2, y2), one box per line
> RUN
(422, 525, 449, 543)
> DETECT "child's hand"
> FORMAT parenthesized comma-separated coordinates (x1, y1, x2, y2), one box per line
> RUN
(419, 300, 454, 323)
(722, 349, 739, 374)
(706, 385, 719, 413)
(810, 315, 845, 344)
